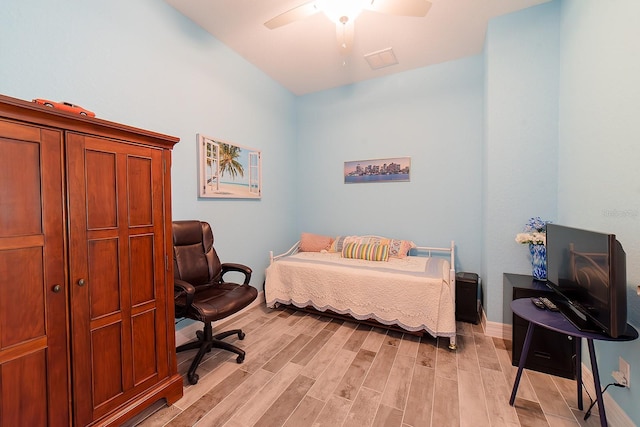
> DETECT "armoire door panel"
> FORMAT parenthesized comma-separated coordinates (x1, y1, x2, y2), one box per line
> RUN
(0, 247, 45, 348)
(91, 322, 124, 407)
(0, 118, 41, 142)
(85, 149, 118, 230)
(0, 350, 48, 426)
(130, 234, 156, 305)
(68, 131, 175, 424)
(88, 238, 122, 318)
(0, 138, 42, 237)
(127, 155, 154, 226)
(0, 118, 70, 427)
(132, 309, 158, 385)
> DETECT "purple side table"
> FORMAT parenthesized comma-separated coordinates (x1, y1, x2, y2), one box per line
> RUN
(509, 298, 637, 427)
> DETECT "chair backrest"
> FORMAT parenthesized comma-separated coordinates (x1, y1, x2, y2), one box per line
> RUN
(173, 220, 222, 286)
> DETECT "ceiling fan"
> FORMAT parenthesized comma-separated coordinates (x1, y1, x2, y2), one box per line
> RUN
(264, 0, 432, 54)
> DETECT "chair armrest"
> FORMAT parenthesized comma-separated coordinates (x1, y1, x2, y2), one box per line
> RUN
(174, 278, 196, 311)
(221, 263, 252, 285)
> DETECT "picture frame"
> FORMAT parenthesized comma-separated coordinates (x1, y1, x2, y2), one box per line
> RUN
(344, 157, 410, 184)
(198, 134, 262, 199)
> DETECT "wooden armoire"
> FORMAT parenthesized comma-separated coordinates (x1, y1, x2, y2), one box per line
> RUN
(0, 94, 183, 426)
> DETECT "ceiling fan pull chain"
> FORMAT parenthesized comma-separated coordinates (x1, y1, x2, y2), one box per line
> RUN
(340, 16, 348, 49)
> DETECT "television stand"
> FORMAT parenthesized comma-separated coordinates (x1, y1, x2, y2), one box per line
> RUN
(509, 298, 638, 427)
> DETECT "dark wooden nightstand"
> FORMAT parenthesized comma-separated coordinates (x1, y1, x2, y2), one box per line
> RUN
(504, 273, 576, 379)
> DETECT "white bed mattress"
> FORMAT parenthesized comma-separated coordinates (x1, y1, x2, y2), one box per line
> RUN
(265, 252, 456, 337)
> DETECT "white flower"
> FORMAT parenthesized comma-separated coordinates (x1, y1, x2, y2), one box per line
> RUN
(515, 232, 546, 245)
(516, 217, 550, 245)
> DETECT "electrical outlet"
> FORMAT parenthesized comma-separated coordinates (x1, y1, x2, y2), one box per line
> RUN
(612, 357, 631, 387)
(611, 357, 631, 388)
(620, 357, 630, 388)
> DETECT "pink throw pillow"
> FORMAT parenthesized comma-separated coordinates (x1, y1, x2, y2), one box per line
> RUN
(299, 233, 334, 252)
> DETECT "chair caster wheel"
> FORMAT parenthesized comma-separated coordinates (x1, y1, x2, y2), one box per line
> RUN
(236, 355, 245, 364)
(238, 331, 245, 340)
(188, 373, 199, 385)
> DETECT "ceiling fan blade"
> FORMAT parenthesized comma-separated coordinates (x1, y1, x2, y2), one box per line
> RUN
(336, 20, 354, 55)
(264, 1, 320, 29)
(366, 0, 432, 17)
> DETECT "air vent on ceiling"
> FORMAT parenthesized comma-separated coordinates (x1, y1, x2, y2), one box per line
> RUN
(364, 47, 398, 70)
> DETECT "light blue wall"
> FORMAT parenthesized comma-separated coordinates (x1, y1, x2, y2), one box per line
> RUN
(483, 2, 560, 323)
(295, 56, 485, 273)
(558, 0, 640, 421)
(0, 0, 298, 290)
(3, 0, 639, 422)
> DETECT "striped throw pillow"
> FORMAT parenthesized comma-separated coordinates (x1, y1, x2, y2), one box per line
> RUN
(341, 242, 390, 262)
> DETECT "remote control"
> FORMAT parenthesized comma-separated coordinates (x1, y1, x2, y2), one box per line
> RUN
(539, 296, 559, 311)
(530, 297, 546, 309)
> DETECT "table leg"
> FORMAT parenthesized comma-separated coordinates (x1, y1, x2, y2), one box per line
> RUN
(587, 338, 607, 427)
(576, 337, 582, 410)
(510, 322, 535, 406)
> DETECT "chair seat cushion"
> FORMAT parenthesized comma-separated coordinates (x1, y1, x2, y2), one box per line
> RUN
(189, 283, 258, 322)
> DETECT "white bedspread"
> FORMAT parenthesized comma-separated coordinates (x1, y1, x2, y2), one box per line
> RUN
(265, 252, 455, 337)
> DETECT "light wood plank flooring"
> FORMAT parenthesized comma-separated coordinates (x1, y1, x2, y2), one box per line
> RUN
(136, 304, 602, 427)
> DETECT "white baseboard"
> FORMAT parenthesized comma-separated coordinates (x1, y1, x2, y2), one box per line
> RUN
(174, 290, 265, 347)
(480, 306, 512, 341)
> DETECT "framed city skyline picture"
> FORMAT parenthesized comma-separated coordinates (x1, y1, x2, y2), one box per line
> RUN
(198, 134, 262, 199)
(344, 157, 411, 184)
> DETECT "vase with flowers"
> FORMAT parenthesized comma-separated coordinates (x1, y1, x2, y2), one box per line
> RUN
(515, 217, 551, 280)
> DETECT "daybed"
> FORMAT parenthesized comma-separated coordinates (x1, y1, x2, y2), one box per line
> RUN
(265, 234, 457, 349)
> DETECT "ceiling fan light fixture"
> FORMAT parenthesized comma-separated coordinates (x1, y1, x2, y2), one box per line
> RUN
(315, 0, 369, 24)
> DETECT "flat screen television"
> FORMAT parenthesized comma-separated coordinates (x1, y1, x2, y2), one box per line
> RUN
(545, 224, 627, 338)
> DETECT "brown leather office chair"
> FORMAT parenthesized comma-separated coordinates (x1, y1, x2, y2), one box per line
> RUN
(173, 220, 258, 385)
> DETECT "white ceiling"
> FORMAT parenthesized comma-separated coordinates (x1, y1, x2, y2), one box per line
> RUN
(165, 0, 550, 95)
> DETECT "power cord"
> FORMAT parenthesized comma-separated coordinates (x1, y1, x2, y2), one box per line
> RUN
(583, 382, 625, 421)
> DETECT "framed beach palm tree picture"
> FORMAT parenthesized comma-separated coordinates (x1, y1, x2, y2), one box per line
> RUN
(198, 134, 262, 199)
